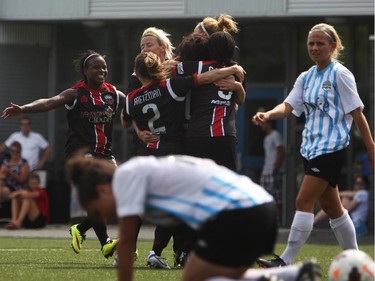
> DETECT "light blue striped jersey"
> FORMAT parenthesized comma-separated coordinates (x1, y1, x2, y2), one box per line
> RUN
(284, 61, 364, 160)
(113, 155, 274, 230)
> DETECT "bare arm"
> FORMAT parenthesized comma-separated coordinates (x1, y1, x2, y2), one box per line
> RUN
(214, 77, 246, 105)
(196, 65, 245, 86)
(2, 88, 77, 119)
(351, 108, 375, 168)
(36, 145, 52, 170)
(252, 102, 293, 126)
(118, 216, 141, 281)
(132, 120, 159, 144)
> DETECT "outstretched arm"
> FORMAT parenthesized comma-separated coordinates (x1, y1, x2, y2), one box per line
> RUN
(2, 89, 77, 119)
(252, 102, 293, 126)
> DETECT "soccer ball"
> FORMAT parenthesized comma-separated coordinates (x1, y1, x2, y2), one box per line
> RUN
(328, 249, 375, 281)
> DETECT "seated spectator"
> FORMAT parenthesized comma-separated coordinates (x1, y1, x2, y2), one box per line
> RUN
(0, 141, 29, 202)
(314, 175, 370, 237)
(5, 173, 49, 230)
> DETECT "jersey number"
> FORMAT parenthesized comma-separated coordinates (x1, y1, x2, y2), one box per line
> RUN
(142, 103, 166, 134)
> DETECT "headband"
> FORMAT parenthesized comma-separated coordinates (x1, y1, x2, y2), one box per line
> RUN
(199, 22, 210, 37)
(83, 53, 98, 68)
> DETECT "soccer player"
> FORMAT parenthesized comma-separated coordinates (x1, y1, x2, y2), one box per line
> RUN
(176, 31, 245, 171)
(2, 50, 124, 260)
(121, 27, 185, 269)
(194, 14, 239, 37)
(66, 154, 321, 281)
(252, 23, 374, 267)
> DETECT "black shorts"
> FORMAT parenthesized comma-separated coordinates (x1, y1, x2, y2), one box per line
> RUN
(303, 148, 346, 187)
(22, 214, 46, 229)
(185, 136, 237, 171)
(194, 202, 277, 267)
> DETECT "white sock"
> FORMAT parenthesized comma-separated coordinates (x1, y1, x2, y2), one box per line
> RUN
(242, 263, 301, 280)
(281, 211, 314, 264)
(330, 210, 358, 250)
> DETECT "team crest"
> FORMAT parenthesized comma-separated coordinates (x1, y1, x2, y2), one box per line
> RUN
(322, 81, 332, 91)
(103, 94, 114, 105)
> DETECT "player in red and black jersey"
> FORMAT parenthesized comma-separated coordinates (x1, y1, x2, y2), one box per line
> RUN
(65, 80, 121, 160)
(176, 32, 245, 171)
(125, 51, 244, 156)
(2, 50, 125, 261)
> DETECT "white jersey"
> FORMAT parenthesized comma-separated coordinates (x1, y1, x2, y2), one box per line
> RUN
(262, 130, 284, 175)
(5, 131, 49, 171)
(113, 155, 274, 230)
(285, 61, 364, 160)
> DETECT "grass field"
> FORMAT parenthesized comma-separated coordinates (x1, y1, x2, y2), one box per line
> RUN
(0, 237, 373, 281)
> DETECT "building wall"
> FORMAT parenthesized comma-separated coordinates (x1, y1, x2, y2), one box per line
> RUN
(0, 0, 373, 20)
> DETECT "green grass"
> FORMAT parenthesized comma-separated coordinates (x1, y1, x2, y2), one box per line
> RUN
(0, 237, 373, 281)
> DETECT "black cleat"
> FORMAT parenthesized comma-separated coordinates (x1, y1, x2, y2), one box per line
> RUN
(256, 254, 287, 268)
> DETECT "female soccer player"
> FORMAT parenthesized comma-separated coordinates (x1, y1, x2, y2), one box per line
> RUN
(2, 50, 125, 260)
(252, 23, 374, 267)
(176, 31, 245, 171)
(66, 153, 321, 281)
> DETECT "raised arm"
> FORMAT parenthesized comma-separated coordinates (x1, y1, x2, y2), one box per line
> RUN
(2, 88, 77, 119)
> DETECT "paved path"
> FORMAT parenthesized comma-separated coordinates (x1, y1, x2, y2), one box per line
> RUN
(0, 223, 373, 245)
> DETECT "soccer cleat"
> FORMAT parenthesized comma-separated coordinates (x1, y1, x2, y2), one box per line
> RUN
(133, 248, 139, 261)
(256, 254, 287, 268)
(102, 239, 118, 258)
(173, 251, 188, 268)
(146, 251, 171, 269)
(69, 224, 86, 254)
(295, 260, 322, 281)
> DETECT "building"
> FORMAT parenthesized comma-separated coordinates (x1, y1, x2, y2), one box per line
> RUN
(0, 0, 373, 224)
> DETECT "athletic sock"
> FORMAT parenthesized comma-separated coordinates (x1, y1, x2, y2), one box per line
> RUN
(281, 211, 314, 264)
(243, 263, 301, 280)
(330, 210, 358, 250)
(91, 220, 110, 247)
(152, 225, 173, 256)
(76, 217, 92, 234)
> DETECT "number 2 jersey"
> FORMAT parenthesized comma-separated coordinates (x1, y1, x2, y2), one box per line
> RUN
(65, 80, 121, 159)
(125, 75, 198, 146)
(176, 61, 237, 138)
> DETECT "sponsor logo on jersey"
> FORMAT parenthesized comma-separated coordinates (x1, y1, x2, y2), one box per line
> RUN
(211, 100, 231, 106)
(311, 167, 320, 173)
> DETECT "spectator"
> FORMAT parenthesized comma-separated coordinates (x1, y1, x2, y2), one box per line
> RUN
(0, 116, 51, 171)
(314, 175, 370, 237)
(5, 172, 49, 230)
(0, 141, 29, 202)
(260, 120, 285, 223)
